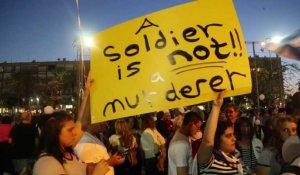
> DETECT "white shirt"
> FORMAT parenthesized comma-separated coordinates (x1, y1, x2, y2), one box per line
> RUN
(168, 131, 192, 175)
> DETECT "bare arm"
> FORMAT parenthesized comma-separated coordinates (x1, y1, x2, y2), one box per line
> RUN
(157, 144, 166, 172)
(77, 72, 93, 123)
(73, 72, 93, 146)
(197, 92, 224, 165)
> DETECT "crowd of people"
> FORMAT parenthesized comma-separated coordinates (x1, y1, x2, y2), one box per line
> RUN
(0, 87, 300, 175)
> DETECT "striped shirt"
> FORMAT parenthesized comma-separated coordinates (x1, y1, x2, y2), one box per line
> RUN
(199, 152, 245, 175)
(238, 147, 257, 173)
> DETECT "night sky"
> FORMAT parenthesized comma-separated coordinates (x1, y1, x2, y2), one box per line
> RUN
(0, 0, 299, 62)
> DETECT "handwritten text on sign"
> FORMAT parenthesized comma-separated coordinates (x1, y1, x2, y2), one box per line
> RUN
(90, 0, 252, 123)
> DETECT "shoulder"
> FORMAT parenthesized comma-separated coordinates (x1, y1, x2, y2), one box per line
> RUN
(257, 147, 277, 165)
(33, 155, 65, 175)
(252, 138, 263, 151)
(74, 143, 109, 163)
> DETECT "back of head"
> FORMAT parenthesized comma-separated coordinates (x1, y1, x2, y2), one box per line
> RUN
(1, 115, 12, 124)
(173, 115, 184, 130)
(182, 111, 202, 126)
(140, 112, 156, 130)
(156, 111, 164, 120)
(114, 119, 130, 134)
(21, 111, 32, 123)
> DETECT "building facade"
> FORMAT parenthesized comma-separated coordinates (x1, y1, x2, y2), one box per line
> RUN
(0, 59, 89, 111)
(0, 56, 285, 112)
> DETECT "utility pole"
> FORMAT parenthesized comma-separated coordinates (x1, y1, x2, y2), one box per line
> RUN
(246, 41, 260, 110)
(252, 41, 260, 110)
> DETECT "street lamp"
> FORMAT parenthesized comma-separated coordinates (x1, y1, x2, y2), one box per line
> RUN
(74, 34, 95, 115)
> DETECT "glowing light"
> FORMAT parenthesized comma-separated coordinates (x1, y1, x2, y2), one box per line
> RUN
(260, 41, 266, 48)
(270, 36, 284, 44)
(83, 36, 95, 48)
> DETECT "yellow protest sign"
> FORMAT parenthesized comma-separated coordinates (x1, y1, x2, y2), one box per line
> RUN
(90, 0, 252, 123)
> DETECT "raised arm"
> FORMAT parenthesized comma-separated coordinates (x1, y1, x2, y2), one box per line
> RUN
(77, 72, 94, 123)
(197, 92, 224, 165)
(74, 72, 94, 146)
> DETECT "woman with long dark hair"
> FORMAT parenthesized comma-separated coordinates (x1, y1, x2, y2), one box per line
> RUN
(33, 111, 109, 175)
(198, 93, 245, 174)
(234, 117, 263, 174)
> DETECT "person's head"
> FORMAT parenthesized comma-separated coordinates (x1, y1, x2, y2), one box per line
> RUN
(275, 116, 298, 141)
(234, 117, 254, 140)
(114, 119, 133, 148)
(114, 119, 130, 135)
(21, 111, 32, 123)
(214, 120, 236, 154)
(163, 110, 171, 119)
(1, 115, 12, 124)
(156, 111, 165, 120)
(268, 106, 278, 116)
(173, 115, 184, 131)
(269, 116, 298, 152)
(141, 112, 156, 130)
(181, 111, 202, 136)
(38, 111, 76, 164)
(224, 103, 239, 124)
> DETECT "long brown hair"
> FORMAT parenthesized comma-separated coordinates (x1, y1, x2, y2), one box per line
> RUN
(114, 119, 134, 148)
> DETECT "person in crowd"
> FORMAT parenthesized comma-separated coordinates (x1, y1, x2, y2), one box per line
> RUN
(128, 116, 143, 174)
(168, 111, 202, 175)
(198, 92, 245, 174)
(263, 107, 278, 145)
(74, 122, 124, 175)
(281, 119, 300, 174)
(9, 111, 39, 174)
(33, 111, 109, 175)
(224, 103, 240, 125)
(163, 110, 174, 138)
(291, 92, 300, 115)
(234, 117, 263, 174)
(36, 105, 55, 135)
(73, 73, 124, 175)
(190, 106, 205, 158)
(0, 115, 15, 175)
(109, 119, 139, 175)
(140, 113, 166, 175)
(156, 111, 169, 139)
(253, 114, 264, 141)
(165, 110, 184, 150)
(256, 116, 298, 175)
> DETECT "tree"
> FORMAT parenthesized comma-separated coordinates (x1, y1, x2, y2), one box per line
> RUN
(8, 68, 37, 107)
(282, 61, 300, 94)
